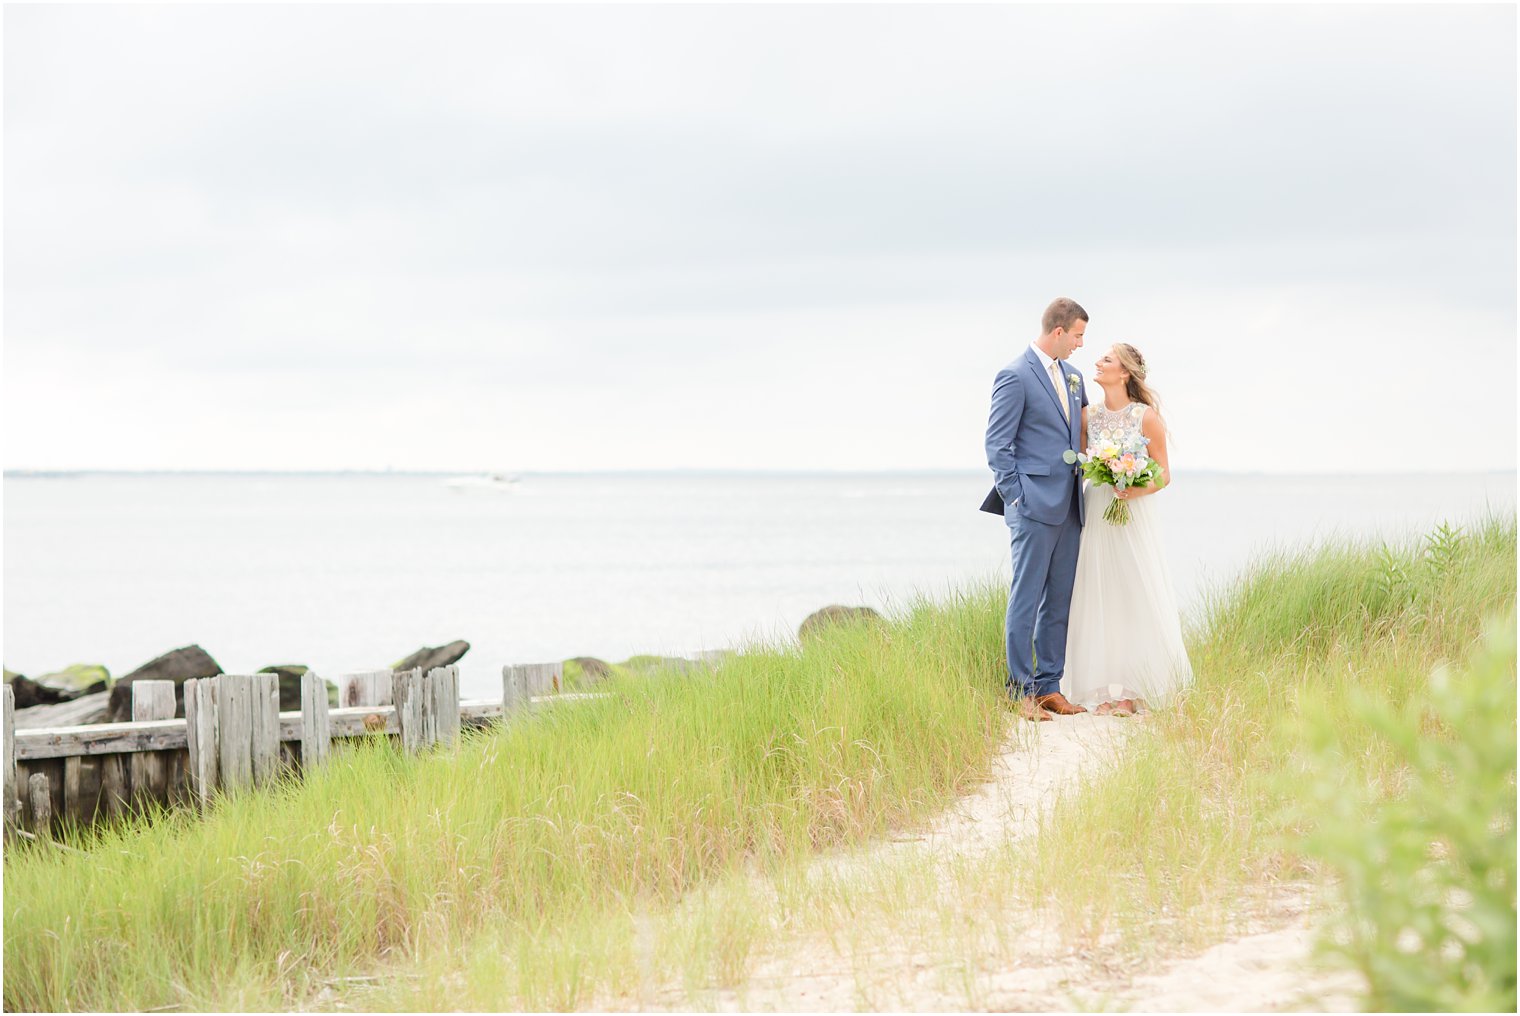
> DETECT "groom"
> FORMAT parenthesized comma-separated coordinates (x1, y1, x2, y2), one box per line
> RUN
(982, 297, 1090, 722)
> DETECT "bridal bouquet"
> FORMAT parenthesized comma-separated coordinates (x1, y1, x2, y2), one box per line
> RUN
(1063, 432, 1162, 526)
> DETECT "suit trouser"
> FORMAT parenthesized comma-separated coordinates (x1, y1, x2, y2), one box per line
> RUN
(1004, 482, 1082, 698)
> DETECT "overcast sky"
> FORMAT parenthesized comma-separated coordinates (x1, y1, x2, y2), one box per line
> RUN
(5, 4, 1515, 474)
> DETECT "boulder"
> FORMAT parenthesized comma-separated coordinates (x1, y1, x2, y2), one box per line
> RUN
(564, 657, 613, 687)
(568, 656, 612, 679)
(35, 664, 111, 701)
(106, 645, 223, 723)
(798, 605, 885, 641)
(8, 675, 48, 710)
(390, 640, 470, 675)
(257, 665, 339, 711)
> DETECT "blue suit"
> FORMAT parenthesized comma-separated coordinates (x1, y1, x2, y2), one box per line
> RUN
(984, 348, 1088, 698)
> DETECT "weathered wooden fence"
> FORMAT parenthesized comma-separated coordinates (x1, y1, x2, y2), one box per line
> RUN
(2, 661, 567, 839)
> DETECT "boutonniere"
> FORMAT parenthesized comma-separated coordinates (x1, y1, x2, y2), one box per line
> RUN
(1066, 373, 1081, 396)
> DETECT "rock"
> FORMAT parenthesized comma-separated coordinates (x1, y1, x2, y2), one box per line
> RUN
(5, 666, 108, 710)
(565, 657, 613, 685)
(798, 605, 885, 640)
(34, 664, 111, 702)
(257, 666, 339, 711)
(8, 675, 48, 710)
(390, 640, 470, 675)
(14, 691, 111, 730)
(106, 645, 223, 723)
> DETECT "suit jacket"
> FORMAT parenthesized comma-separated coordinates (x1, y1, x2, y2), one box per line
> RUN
(982, 348, 1088, 525)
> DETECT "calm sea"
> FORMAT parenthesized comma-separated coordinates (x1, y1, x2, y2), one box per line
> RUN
(3, 471, 1513, 699)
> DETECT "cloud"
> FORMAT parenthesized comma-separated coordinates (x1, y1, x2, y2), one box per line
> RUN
(4, 4, 1514, 471)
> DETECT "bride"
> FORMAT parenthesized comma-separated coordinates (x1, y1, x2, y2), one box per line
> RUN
(1061, 343, 1193, 715)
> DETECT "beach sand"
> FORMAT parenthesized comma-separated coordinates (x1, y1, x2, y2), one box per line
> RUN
(616, 713, 1364, 1012)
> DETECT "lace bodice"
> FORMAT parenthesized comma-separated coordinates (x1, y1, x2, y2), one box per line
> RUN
(1086, 400, 1147, 451)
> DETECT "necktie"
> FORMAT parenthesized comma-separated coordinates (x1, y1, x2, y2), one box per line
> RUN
(1050, 361, 1070, 422)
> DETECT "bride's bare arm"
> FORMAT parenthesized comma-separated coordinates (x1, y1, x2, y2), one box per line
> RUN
(1120, 408, 1170, 500)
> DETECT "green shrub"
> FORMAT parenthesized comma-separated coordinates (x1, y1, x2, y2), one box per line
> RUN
(1300, 614, 1516, 1011)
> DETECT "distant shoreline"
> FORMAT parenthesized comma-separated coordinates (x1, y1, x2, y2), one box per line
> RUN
(8, 468, 1519, 480)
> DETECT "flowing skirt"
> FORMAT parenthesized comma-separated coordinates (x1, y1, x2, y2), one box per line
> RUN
(1061, 482, 1193, 708)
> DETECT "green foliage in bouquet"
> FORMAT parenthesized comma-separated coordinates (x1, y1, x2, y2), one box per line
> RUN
(1062, 446, 1163, 525)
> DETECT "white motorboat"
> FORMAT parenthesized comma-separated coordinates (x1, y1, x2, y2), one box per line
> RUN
(444, 472, 523, 492)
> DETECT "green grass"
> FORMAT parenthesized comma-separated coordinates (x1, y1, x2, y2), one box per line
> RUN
(5, 516, 1514, 1011)
(2, 586, 1013, 1012)
(1024, 516, 1516, 986)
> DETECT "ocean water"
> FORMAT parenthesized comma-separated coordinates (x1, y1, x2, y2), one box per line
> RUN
(3, 471, 1513, 699)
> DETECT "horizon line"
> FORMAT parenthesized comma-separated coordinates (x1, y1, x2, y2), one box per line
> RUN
(6, 467, 1518, 479)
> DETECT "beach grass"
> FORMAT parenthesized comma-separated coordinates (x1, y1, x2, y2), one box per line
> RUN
(4, 516, 1514, 1011)
(2, 585, 1013, 1012)
(1022, 514, 1515, 1002)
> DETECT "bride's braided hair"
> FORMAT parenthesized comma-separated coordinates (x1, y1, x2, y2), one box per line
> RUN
(1112, 343, 1162, 414)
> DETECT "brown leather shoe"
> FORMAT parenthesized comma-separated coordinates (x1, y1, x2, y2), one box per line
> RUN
(1034, 692, 1088, 715)
(1012, 696, 1053, 722)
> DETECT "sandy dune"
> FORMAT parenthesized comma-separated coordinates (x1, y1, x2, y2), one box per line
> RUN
(630, 713, 1364, 1012)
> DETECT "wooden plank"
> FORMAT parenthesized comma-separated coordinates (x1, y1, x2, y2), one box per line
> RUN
(27, 771, 52, 836)
(501, 665, 522, 714)
(3, 684, 16, 829)
(184, 679, 211, 804)
(64, 756, 83, 825)
(14, 696, 587, 761)
(216, 676, 253, 792)
(130, 681, 177, 808)
(11, 691, 110, 730)
(393, 668, 425, 754)
(18, 719, 189, 761)
(421, 669, 438, 749)
(429, 665, 460, 749)
(100, 754, 126, 821)
(341, 670, 392, 708)
(300, 672, 331, 770)
(131, 680, 177, 721)
(250, 673, 280, 786)
(505, 662, 562, 705)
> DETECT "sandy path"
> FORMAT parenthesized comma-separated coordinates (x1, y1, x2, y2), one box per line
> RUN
(629, 713, 1364, 1012)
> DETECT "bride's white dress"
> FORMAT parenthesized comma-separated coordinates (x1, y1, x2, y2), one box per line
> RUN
(1061, 400, 1193, 708)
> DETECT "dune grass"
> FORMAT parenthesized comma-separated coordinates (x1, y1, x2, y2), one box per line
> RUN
(5, 516, 1514, 1011)
(2, 586, 1013, 1012)
(1023, 516, 1516, 990)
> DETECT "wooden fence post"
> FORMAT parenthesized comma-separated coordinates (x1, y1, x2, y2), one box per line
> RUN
(392, 668, 425, 754)
(27, 772, 51, 837)
(501, 665, 524, 714)
(3, 684, 16, 833)
(185, 677, 220, 805)
(428, 665, 461, 748)
(130, 680, 177, 808)
(341, 670, 392, 708)
(503, 663, 562, 711)
(100, 754, 127, 821)
(250, 672, 280, 786)
(64, 757, 84, 824)
(300, 672, 331, 770)
(215, 675, 253, 791)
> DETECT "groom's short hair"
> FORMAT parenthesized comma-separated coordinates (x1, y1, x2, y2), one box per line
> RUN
(1042, 298, 1088, 335)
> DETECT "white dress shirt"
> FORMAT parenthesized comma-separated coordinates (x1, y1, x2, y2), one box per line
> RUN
(1028, 343, 1069, 420)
